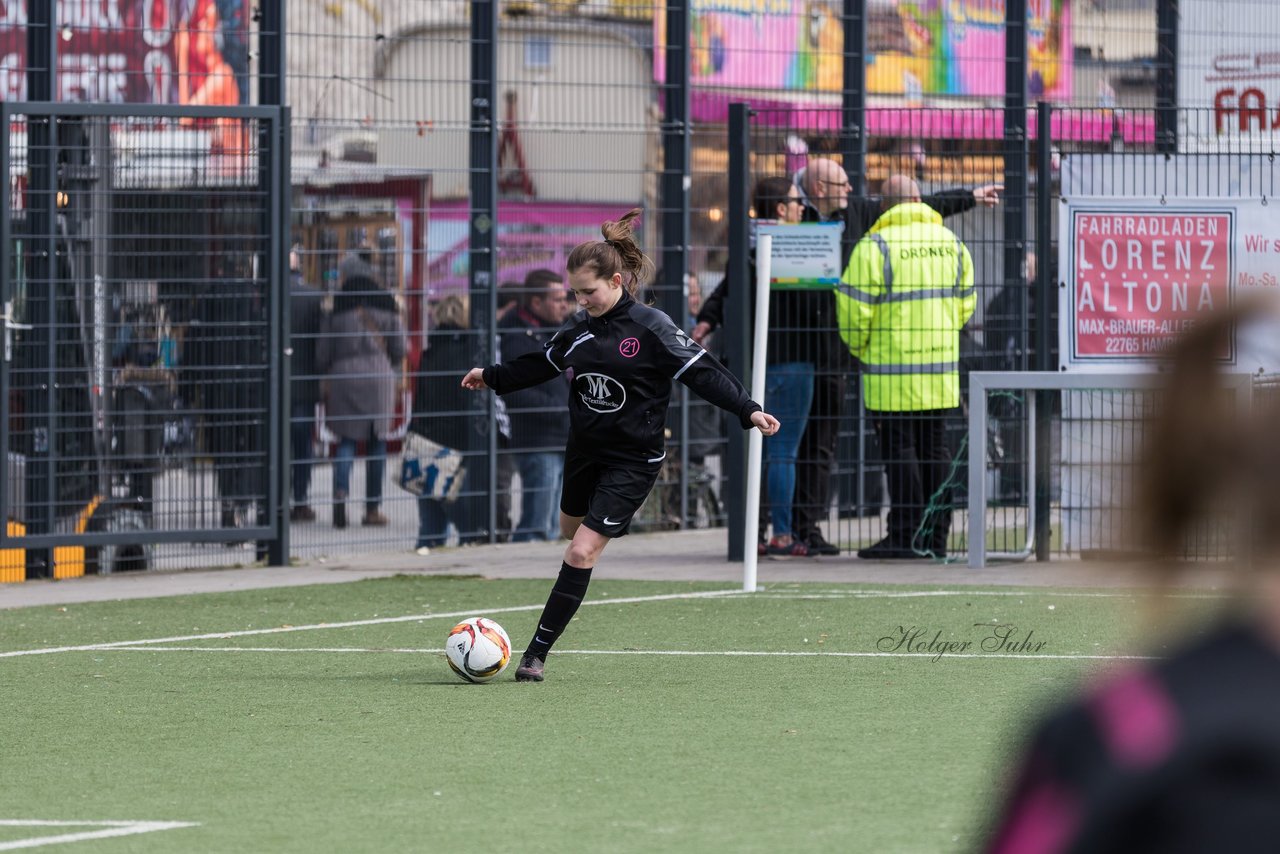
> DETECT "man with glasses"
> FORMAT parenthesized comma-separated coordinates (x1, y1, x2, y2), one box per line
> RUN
(790, 154, 1001, 557)
(498, 269, 573, 541)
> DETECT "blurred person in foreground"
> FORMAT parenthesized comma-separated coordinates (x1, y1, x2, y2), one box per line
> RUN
(983, 298, 1280, 853)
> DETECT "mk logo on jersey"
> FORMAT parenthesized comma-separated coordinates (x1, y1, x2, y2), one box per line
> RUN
(578, 372, 626, 413)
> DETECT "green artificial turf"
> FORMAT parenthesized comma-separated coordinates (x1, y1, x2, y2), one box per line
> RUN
(0, 577, 1225, 853)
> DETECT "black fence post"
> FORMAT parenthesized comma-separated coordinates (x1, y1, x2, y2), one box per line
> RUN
(470, 0, 499, 541)
(22, 0, 57, 578)
(260, 1, 288, 566)
(842, 0, 867, 193)
(725, 103, 752, 562)
(1156, 0, 1179, 154)
(1035, 102, 1054, 561)
(661, 1, 692, 526)
(1004, 0, 1029, 371)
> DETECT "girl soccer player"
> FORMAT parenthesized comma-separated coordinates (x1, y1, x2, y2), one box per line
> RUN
(462, 209, 780, 681)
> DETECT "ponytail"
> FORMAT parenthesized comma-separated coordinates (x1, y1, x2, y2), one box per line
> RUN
(567, 208, 655, 297)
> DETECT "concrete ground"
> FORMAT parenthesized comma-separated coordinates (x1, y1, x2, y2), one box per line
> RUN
(0, 528, 1233, 610)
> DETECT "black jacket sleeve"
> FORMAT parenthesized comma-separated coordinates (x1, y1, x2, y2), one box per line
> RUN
(482, 319, 574, 394)
(923, 187, 978, 219)
(643, 310, 761, 429)
(498, 327, 566, 415)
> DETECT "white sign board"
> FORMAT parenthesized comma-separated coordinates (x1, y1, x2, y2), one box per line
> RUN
(754, 222, 843, 289)
(1059, 196, 1280, 372)
(1178, 0, 1280, 151)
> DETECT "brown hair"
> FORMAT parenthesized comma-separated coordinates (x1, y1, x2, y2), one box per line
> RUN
(431, 293, 470, 330)
(565, 208, 654, 298)
(1137, 298, 1276, 565)
(753, 176, 794, 220)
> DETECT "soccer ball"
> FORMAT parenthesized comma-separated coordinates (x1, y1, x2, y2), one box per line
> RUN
(445, 617, 512, 683)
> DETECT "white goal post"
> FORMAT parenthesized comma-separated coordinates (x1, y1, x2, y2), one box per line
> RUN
(966, 371, 1253, 569)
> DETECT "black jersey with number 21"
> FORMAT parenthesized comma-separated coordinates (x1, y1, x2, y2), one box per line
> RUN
(482, 290, 760, 467)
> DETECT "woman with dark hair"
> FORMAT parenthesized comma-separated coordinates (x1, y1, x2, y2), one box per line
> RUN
(316, 255, 406, 528)
(463, 209, 780, 682)
(692, 176, 811, 558)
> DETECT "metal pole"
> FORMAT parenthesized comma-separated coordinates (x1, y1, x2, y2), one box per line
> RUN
(842, 0, 867, 193)
(743, 234, 772, 592)
(1034, 101, 1054, 561)
(23, 0, 57, 578)
(661, 2, 692, 527)
(1005, 0, 1028, 371)
(1156, 0, 1179, 154)
(470, 0, 499, 542)
(725, 103, 752, 562)
(260, 1, 288, 565)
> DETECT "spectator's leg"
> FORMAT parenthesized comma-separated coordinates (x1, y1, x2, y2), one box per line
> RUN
(290, 401, 314, 508)
(918, 410, 957, 555)
(416, 495, 449, 549)
(794, 373, 844, 543)
(875, 412, 925, 547)
(332, 438, 355, 528)
(763, 363, 815, 543)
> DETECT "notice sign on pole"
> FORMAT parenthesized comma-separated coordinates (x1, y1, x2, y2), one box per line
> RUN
(1060, 201, 1245, 369)
(755, 222, 843, 290)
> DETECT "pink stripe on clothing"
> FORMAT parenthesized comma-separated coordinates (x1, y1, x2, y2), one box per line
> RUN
(1091, 668, 1179, 768)
(989, 776, 1079, 854)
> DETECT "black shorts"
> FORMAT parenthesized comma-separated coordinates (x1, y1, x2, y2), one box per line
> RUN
(560, 449, 662, 538)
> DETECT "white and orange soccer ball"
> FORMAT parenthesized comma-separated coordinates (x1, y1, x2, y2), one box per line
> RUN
(445, 617, 512, 683)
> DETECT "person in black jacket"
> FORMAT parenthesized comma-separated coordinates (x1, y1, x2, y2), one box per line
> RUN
(289, 245, 325, 522)
(411, 294, 484, 553)
(499, 269, 572, 542)
(462, 209, 780, 682)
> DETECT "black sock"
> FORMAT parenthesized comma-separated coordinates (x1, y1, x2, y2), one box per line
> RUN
(524, 562, 593, 661)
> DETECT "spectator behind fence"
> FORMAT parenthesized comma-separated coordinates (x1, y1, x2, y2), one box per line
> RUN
(499, 269, 572, 542)
(790, 154, 1000, 557)
(836, 175, 975, 560)
(315, 255, 406, 529)
(984, 299, 1280, 854)
(691, 176, 813, 557)
(411, 294, 482, 553)
(679, 271, 727, 468)
(187, 261, 267, 552)
(289, 244, 325, 522)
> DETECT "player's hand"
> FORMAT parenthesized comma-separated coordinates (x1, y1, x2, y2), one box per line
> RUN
(461, 368, 488, 390)
(973, 184, 1003, 207)
(691, 321, 712, 345)
(751, 411, 780, 436)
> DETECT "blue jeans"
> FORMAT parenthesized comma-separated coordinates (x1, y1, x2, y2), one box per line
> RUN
(333, 437, 386, 509)
(763, 362, 815, 539)
(416, 496, 452, 548)
(511, 451, 565, 542)
(290, 402, 315, 505)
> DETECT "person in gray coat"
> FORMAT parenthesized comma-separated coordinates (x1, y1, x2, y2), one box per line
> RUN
(315, 256, 406, 528)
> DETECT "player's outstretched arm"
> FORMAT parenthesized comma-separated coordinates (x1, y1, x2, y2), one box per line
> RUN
(461, 368, 488, 391)
(751, 411, 780, 437)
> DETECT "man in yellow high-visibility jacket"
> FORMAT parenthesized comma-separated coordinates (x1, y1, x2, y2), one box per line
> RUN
(836, 175, 976, 559)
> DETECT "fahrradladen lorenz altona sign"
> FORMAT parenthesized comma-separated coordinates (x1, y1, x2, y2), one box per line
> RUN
(1059, 198, 1280, 372)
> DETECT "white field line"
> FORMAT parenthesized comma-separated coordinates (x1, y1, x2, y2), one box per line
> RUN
(755, 589, 1228, 600)
(0, 820, 198, 851)
(95, 645, 1159, 663)
(1, 585, 1215, 661)
(0, 589, 742, 660)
